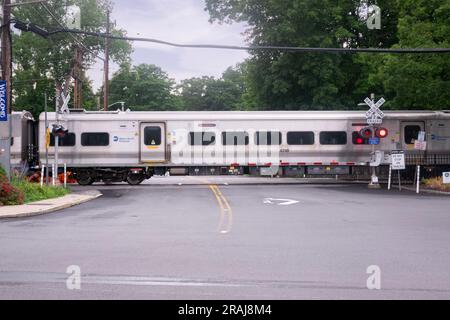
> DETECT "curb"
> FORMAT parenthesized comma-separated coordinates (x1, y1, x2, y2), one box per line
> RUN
(150, 181, 370, 186)
(0, 190, 103, 219)
(399, 186, 450, 195)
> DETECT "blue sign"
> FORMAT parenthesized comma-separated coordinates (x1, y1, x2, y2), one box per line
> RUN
(369, 137, 380, 145)
(0, 80, 7, 122)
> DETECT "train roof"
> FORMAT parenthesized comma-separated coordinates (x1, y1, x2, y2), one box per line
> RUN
(38, 109, 450, 121)
(12, 110, 34, 121)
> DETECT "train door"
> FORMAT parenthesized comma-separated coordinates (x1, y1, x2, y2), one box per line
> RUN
(140, 122, 166, 163)
(401, 121, 425, 149)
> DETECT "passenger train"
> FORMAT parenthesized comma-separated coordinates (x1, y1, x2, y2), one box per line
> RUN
(7, 109, 450, 185)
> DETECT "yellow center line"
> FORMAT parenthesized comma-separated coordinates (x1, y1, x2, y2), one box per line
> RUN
(208, 184, 233, 234)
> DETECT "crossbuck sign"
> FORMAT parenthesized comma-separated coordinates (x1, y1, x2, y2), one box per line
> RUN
(365, 97, 385, 125)
(59, 92, 71, 114)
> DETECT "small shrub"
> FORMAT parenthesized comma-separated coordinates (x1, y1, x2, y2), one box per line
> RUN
(0, 166, 8, 183)
(0, 182, 25, 206)
(423, 177, 450, 192)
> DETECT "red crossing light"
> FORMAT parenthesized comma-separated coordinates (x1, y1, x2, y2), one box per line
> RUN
(359, 127, 373, 139)
(376, 127, 388, 138)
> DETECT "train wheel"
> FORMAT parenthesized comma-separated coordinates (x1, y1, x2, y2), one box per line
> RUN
(126, 173, 144, 185)
(76, 170, 94, 186)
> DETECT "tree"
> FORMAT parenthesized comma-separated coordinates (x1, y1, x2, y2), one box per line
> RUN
(108, 63, 181, 110)
(374, 0, 450, 109)
(203, 0, 403, 110)
(178, 65, 247, 111)
(12, 0, 132, 117)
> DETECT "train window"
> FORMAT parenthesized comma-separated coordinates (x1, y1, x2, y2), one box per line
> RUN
(404, 125, 421, 144)
(50, 133, 76, 147)
(189, 132, 216, 146)
(81, 132, 109, 146)
(287, 131, 314, 145)
(221, 132, 249, 145)
(10, 137, 14, 146)
(320, 131, 347, 145)
(144, 127, 161, 146)
(255, 131, 282, 145)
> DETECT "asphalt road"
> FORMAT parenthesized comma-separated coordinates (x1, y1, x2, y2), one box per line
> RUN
(1, 178, 450, 299)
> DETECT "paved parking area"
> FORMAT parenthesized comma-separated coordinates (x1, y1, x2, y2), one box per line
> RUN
(1, 178, 449, 299)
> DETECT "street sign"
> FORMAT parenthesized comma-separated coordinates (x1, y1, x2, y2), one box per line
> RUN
(59, 92, 71, 114)
(368, 137, 380, 145)
(364, 97, 385, 125)
(443, 172, 450, 184)
(414, 140, 427, 151)
(45, 128, 51, 149)
(0, 80, 7, 122)
(391, 151, 405, 170)
(418, 131, 426, 142)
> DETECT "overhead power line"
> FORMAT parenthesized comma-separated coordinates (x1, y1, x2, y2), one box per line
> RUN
(6, 0, 49, 7)
(50, 29, 450, 54)
(40, 3, 105, 61)
(13, 20, 450, 54)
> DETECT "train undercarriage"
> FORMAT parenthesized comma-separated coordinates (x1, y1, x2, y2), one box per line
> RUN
(73, 167, 153, 186)
(68, 163, 450, 186)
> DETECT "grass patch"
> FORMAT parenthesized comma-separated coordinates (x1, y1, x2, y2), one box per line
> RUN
(11, 178, 70, 204)
(422, 177, 450, 192)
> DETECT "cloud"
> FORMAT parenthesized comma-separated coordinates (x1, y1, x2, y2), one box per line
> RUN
(88, 0, 249, 90)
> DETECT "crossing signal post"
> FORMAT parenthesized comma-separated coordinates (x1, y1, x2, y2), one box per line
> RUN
(363, 94, 387, 189)
(53, 89, 70, 185)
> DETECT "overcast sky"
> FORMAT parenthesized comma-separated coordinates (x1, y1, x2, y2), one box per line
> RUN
(87, 0, 249, 90)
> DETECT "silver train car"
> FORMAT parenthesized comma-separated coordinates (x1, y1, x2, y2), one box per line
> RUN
(8, 111, 36, 170)
(36, 109, 450, 185)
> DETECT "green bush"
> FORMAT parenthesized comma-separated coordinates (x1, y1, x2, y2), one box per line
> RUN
(0, 165, 7, 179)
(11, 178, 70, 204)
(0, 165, 69, 205)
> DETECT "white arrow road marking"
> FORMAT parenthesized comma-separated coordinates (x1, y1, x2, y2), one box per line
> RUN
(263, 198, 299, 206)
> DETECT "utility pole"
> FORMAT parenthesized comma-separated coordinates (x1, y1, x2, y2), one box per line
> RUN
(73, 46, 83, 109)
(0, 0, 12, 180)
(103, 9, 110, 111)
(44, 93, 49, 185)
(54, 87, 59, 186)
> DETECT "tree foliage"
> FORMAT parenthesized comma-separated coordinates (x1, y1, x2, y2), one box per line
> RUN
(374, 0, 450, 109)
(108, 63, 180, 110)
(12, 0, 132, 117)
(177, 65, 246, 111)
(204, 0, 448, 110)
